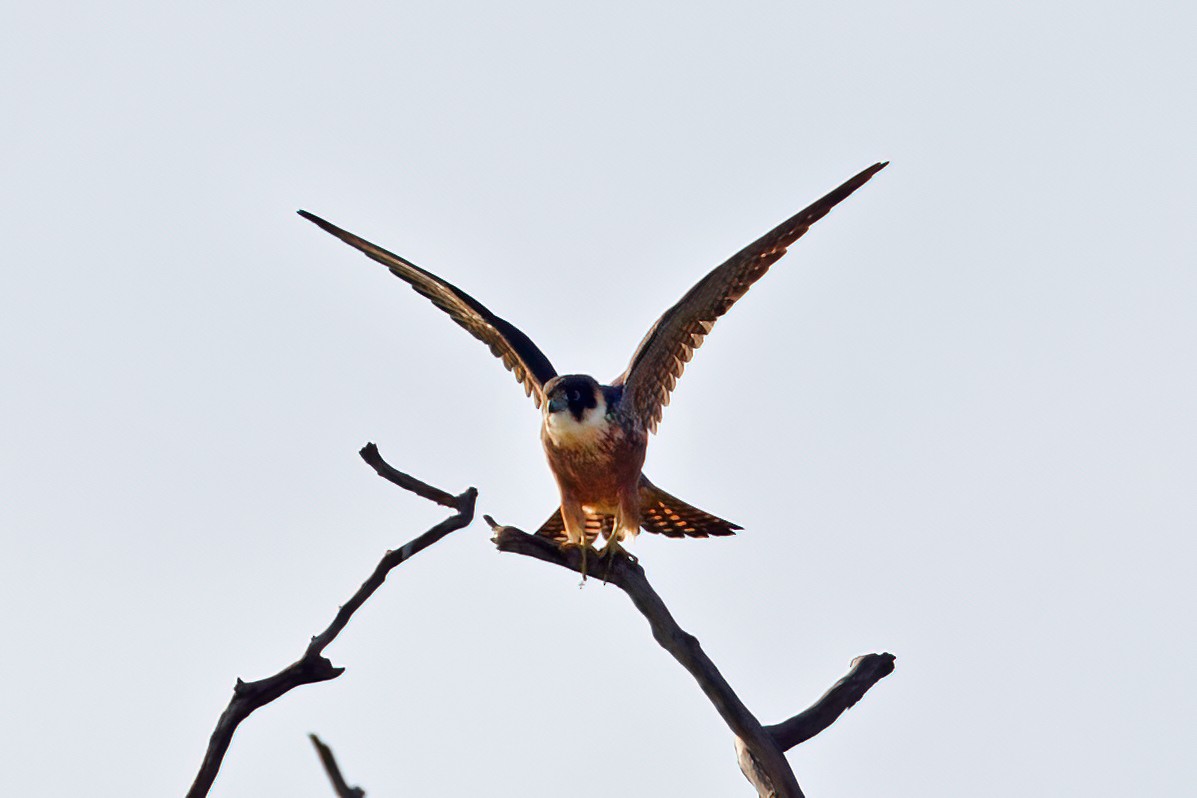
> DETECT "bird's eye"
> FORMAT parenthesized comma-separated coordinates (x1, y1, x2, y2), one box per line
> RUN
(569, 391, 579, 402)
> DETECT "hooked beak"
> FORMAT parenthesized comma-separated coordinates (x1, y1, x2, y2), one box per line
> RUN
(548, 395, 568, 413)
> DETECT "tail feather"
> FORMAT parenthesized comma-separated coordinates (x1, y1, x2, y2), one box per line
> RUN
(534, 510, 611, 543)
(638, 477, 741, 538)
(534, 476, 740, 541)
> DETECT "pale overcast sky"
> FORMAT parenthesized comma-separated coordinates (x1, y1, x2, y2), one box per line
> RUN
(2, 2, 1194, 796)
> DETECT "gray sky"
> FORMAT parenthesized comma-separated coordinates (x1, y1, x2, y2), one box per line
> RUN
(2, 2, 1194, 796)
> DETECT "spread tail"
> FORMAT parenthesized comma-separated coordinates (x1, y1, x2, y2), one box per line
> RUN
(534, 509, 611, 544)
(636, 476, 741, 538)
(534, 476, 741, 541)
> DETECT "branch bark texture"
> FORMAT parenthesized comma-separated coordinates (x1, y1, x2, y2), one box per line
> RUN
(765, 653, 895, 749)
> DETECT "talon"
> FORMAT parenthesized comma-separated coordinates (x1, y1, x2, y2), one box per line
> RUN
(599, 536, 635, 562)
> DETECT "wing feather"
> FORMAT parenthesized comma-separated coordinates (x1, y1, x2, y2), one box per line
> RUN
(299, 211, 557, 407)
(614, 162, 887, 432)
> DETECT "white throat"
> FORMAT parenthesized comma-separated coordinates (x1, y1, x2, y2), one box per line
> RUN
(544, 396, 609, 447)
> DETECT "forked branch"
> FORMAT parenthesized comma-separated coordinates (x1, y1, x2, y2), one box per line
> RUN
(185, 445, 475, 798)
(489, 521, 893, 798)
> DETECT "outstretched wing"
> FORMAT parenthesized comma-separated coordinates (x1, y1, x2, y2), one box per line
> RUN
(613, 162, 887, 432)
(299, 211, 558, 408)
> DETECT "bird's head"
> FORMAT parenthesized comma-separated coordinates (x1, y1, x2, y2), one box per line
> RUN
(544, 374, 605, 424)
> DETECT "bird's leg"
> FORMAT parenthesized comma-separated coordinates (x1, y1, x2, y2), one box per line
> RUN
(598, 526, 639, 583)
(600, 501, 640, 566)
(559, 502, 591, 581)
(601, 495, 640, 563)
(599, 532, 634, 561)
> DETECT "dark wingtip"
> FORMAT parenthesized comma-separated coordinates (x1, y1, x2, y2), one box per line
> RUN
(845, 161, 889, 189)
(297, 209, 332, 229)
(297, 210, 357, 245)
(818, 161, 889, 210)
(855, 161, 889, 184)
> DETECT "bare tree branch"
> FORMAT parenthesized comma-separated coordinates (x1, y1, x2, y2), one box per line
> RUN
(359, 442, 460, 509)
(765, 653, 895, 750)
(186, 445, 476, 798)
(488, 520, 893, 798)
(310, 734, 366, 798)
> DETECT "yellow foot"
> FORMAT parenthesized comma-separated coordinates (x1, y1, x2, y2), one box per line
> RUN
(597, 537, 637, 581)
(559, 539, 594, 582)
(599, 537, 637, 563)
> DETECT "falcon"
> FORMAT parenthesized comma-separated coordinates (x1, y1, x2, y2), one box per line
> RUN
(300, 162, 886, 562)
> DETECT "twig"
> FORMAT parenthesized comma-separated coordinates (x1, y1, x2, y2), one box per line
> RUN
(186, 445, 476, 798)
(488, 520, 893, 798)
(310, 734, 366, 798)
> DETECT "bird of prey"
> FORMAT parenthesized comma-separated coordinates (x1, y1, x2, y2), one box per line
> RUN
(300, 161, 886, 561)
